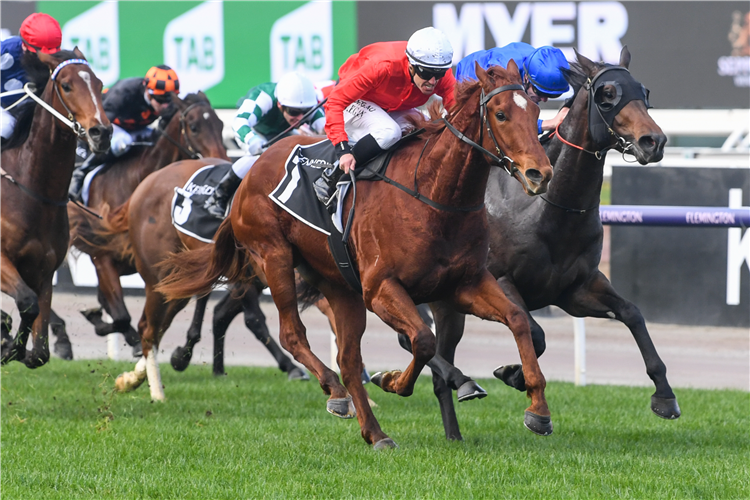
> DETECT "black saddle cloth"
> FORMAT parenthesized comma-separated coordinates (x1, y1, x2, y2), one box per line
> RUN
(171, 162, 234, 242)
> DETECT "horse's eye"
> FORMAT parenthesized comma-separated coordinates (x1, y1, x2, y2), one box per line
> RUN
(189, 124, 198, 133)
(61, 83, 71, 92)
(495, 111, 507, 122)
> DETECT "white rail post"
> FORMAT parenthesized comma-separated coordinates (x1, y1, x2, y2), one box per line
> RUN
(330, 330, 339, 373)
(107, 333, 121, 361)
(573, 317, 586, 386)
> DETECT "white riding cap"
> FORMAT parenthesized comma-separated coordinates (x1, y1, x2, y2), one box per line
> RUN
(406, 27, 453, 69)
(275, 72, 318, 108)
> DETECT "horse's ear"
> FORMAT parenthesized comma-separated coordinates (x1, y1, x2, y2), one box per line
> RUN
(36, 51, 60, 71)
(475, 61, 491, 86)
(505, 58, 522, 83)
(197, 90, 210, 104)
(73, 46, 87, 60)
(619, 45, 631, 69)
(574, 48, 597, 76)
(170, 92, 187, 110)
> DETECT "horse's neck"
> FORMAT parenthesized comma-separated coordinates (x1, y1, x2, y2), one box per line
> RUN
(422, 94, 490, 209)
(139, 121, 183, 174)
(545, 95, 606, 212)
(21, 88, 77, 200)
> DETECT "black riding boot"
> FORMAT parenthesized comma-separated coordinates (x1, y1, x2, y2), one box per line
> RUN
(204, 169, 242, 218)
(313, 134, 386, 206)
(68, 152, 110, 202)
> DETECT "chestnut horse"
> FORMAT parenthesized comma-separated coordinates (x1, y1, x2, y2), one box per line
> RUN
(1, 48, 111, 367)
(90, 159, 308, 395)
(157, 62, 554, 448)
(413, 48, 678, 440)
(65, 92, 227, 354)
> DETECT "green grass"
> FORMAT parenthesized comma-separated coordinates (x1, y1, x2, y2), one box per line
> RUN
(2, 360, 748, 499)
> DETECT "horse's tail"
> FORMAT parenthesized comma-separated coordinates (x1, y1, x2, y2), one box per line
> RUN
(69, 200, 134, 264)
(156, 218, 248, 300)
(295, 274, 324, 312)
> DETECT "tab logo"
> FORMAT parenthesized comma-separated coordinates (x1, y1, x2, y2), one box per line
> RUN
(62, 1, 120, 87)
(270, 1, 333, 82)
(164, 1, 225, 95)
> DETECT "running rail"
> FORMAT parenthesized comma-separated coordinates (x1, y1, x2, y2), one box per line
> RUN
(600, 205, 750, 227)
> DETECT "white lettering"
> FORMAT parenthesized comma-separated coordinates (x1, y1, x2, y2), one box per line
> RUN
(727, 189, 750, 305)
(578, 2, 628, 64)
(600, 210, 643, 224)
(433, 3, 484, 64)
(531, 2, 576, 56)
(484, 3, 531, 48)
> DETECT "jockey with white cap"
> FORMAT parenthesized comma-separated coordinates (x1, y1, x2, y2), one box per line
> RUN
(314, 27, 457, 206)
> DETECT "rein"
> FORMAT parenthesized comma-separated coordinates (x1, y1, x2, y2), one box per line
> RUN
(0, 167, 69, 206)
(154, 102, 207, 160)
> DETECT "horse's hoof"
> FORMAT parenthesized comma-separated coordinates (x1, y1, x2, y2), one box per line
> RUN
(53, 340, 74, 361)
(524, 410, 553, 436)
(170, 347, 191, 372)
(131, 342, 143, 358)
(370, 372, 383, 388)
(287, 367, 309, 381)
(326, 396, 356, 419)
(373, 438, 399, 450)
(1, 344, 25, 365)
(651, 395, 681, 420)
(493, 364, 526, 391)
(122, 327, 141, 348)
(457, 380, 487, 402)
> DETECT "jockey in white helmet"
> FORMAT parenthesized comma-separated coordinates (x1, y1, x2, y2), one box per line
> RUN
(313, 27, 456, 206)
(203, 71, 326, 218)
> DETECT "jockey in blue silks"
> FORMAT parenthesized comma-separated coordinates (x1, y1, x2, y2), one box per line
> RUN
(455, 42, 571, 134)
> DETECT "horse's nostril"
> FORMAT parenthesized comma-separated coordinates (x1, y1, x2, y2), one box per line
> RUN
(526, 169, 543, 184)
(89, 127, 101, 139)
(638, 135, 657, 152)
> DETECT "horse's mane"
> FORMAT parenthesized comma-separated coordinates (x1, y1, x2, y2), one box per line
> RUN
(409, 79, 484, 137)
(4, 49, 84, 150)
(156, 91, 211, 131)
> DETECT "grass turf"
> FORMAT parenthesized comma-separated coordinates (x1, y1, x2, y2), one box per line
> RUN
(2, 359, 748, 499)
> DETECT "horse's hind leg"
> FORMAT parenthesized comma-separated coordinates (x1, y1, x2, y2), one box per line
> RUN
(170, 293, 210, 372)
(454, 270, 552, 436)
(559, 271, 680, 419)
(2, 310, 12, 347)
(49, 308, 74, 360)
(239, 283, 307, 380)
(209, 289, 242, 376)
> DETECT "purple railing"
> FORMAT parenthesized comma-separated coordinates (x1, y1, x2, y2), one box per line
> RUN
(600, 205, 750, 227)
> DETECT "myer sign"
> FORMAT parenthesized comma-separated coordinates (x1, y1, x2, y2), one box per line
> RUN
(164, 1, 225, 96)
(61, 1, 120, 87)
(434, 1, 628, 64)
(270, 1, 333, 82)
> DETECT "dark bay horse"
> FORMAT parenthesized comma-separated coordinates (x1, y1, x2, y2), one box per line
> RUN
(89, 159, 308, 399)
(157, 62, 554, 448)
(1, 48, 111, 367)
(66, 92, 227, 353)
(418, 48, 677, 441)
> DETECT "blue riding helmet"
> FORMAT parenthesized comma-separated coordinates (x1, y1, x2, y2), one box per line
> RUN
(524, 46, 570, 96)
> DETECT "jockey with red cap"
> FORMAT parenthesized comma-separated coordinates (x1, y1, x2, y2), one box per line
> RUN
(313, 27, 457, 206)
(1, 12, 62, 139)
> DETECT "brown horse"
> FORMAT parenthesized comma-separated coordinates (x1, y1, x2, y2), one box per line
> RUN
(1, 48, 111, 367)
(66, 92, 227, 354)
(409, 48, 678, 441)
(157, 62, 554, 448)
(89, 159, 309, 398)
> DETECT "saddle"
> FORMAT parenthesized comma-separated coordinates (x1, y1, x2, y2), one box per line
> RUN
(171, 163, 234, 243)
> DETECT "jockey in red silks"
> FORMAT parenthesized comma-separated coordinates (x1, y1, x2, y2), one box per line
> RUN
(313, 27, 457, 206)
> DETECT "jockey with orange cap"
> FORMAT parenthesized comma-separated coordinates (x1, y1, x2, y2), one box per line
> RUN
(1, 12, 62, 140)
(69, 65, 180, 202)
(313, 27, 457, 206)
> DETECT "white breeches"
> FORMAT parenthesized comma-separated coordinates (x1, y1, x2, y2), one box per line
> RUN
(1, 107, 17, 139)
(232, 154, 260, 179)
(343, 100, 423, 149)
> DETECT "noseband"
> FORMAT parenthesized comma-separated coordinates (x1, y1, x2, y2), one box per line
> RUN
(442, 83, 524, 175)
(154, 102, 207, 160)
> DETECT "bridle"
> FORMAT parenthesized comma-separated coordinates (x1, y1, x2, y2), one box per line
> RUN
(154, 101, 208, 160)
(442, 83, 538, 193)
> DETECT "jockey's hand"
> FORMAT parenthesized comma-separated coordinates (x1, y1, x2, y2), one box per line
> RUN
(541, 107, 570, 132)
(298, 123, 314, 136)
(339, 153, 356, 174)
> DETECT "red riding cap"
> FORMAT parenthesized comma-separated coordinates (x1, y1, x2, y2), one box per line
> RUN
(19, 13, 62, 54)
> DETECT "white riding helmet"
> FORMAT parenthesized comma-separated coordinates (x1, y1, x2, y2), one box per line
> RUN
(275, 72, 318, 108)
(406, 27, 453, 69)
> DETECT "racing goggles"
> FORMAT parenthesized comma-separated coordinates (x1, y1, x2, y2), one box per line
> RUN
(282, 106, 312, 117)
(413, 65, 448, 81)
(150, 92, 173, 104)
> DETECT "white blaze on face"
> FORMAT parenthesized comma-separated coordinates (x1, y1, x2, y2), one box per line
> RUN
(513, 91, 528, 111)
(203, 112, 210, 120)
(78, 70, 102, 123)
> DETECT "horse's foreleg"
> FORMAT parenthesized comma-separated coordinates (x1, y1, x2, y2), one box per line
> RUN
(1, 253, 38, 364)
(90, 256, 133, 335)
(263, 251, 349, 412)
(170, 293, 210, 372)
(368, 279, 435, 398)
(454, 270, 552, 436)
(239, 284, 307, 380)
(558, 271, 680, 419)
(49, 308, 73, 360)
(210, 289, 242, 376)
(24, 279, 53, 368)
